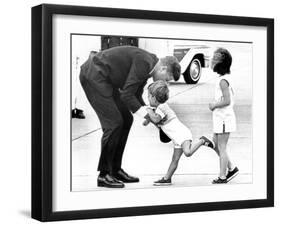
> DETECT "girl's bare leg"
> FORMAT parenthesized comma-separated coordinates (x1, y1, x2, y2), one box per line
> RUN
(213, 134, 234, 171)
(217, 133, 231, 179)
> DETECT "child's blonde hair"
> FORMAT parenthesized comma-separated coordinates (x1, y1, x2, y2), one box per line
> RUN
(148, 80, 169, 104)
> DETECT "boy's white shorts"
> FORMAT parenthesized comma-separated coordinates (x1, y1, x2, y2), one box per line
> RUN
(161, 119, 193, 148)
(213, 114, 236, 133)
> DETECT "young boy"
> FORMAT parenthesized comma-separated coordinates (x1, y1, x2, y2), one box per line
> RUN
(209, 47, 239, 184)
(144, 80, 214, 185)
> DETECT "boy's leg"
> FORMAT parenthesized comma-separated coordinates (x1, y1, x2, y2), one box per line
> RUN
(164, 148, 183, 180)
(217, 133, 231, 179)
(182, 139, 204, 157)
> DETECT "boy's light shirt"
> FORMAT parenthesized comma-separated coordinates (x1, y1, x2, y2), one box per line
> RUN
(155, 103, 177, 125)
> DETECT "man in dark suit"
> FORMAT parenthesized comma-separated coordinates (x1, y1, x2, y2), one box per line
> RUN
(79, 46, 180, 188)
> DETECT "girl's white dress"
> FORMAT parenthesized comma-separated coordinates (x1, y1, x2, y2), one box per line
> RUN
(213, 74, 236, 133)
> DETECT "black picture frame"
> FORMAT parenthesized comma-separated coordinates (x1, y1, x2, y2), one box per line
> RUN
(31, 3, 274, 222)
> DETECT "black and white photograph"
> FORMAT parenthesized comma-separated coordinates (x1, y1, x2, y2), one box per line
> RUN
(71, 35, 253, 191)
(30, 4, 274, 221)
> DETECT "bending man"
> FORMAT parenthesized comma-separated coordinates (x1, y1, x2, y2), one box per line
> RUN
(79, 46, 180, 188)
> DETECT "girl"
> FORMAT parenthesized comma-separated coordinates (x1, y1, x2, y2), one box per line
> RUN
(209, 48, 239, 184)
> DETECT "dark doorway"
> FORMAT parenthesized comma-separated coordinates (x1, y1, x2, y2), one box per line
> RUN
(101, 36, 138, 50)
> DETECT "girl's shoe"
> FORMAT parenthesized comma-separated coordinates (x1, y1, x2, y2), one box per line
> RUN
(153, 177, 172, 186)
(226, 167, 239, 182)
(200, 136, 215, 149)
(212, 177, 227, 184)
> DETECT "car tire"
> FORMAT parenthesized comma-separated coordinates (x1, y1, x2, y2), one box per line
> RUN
(183, 58, 202, 84)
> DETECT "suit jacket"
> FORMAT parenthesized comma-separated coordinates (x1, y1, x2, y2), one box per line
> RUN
(82, 46, 158, 113)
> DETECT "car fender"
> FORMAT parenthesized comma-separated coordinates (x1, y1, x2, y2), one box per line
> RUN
(179, 47, 210, 72)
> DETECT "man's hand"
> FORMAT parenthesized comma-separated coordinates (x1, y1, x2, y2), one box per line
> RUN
(143, 112, 160, 127)
(143, 118, 151, 126)
(146, 107, 155, 115)
(143, 113, 152, 126)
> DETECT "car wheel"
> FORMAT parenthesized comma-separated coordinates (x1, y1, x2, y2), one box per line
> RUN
(183, 58, 202, 84)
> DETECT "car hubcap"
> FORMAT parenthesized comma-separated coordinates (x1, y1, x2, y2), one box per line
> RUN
(190, 60, 201, 80)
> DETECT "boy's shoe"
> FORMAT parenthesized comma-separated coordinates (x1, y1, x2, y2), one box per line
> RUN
(226, 167, 239, 182)
(200, 136, 215, 149)
(212, 177, 228, 184)
(153, 177, 172, 186)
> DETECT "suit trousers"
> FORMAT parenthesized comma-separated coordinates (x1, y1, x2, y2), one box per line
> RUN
(79, 64, 133, 175)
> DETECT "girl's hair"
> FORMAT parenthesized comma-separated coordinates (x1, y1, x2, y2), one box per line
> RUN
(148, 80, 169, 104)
(213, 48, 232, 75)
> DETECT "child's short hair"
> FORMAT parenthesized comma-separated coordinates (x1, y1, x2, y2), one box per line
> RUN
(148, 80, 169, 104)
(161, 56, 181, 81)
(213, 48, 232, 75)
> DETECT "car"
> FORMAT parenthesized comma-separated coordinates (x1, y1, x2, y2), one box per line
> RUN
(173, 45, 211, 84)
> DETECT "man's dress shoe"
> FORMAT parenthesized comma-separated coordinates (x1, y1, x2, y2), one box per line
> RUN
(114, 169, 139, 183)
(97, 174, 124, 188)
